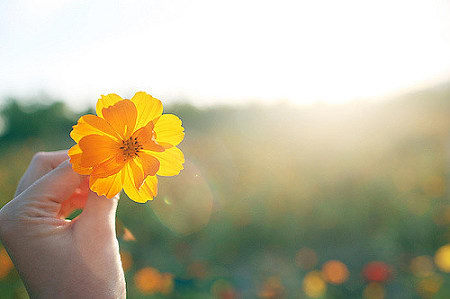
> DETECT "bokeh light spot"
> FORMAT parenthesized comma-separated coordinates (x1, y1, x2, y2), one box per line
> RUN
(211, 279, 237, 299)
(322, 260, 349, 284)
(295, 247, 318, 270)
(410, 256, 434, 277)
(0, 248, 13, 279)
(259, 276, 285, 298)
(303, 271, 326, 298)
(134, 267, 164, 295)
(120, 250, 133, 272)
(363, 282, 384, 299)
(362, 262, 392, 283)
(434, 244, 450, 272)
(416, 275, 443, 298)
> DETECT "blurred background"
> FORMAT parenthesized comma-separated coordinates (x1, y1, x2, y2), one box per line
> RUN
(1, 0, 450, 298)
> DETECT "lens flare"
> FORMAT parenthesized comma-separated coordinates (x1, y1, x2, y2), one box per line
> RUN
(152, 160, 213, 234)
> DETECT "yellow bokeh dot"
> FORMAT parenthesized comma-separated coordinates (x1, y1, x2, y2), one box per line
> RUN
(434, 244, 450, 272)
(363, 282, 384, 299)
(416, 275, 443, 298)
(322, 260, 349, 284)
(303, 271, 326, 298)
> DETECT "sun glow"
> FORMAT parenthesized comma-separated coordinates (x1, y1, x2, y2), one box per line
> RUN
(0, 0, 449, 107)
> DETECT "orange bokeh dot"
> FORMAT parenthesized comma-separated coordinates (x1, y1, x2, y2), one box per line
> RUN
(0, 248, 13, 279)
(322, 260, 349, 284)
(259, 276, 285, 298)
(159, 273, 174, 295)
(134, 267, 162, 294)
(119, 250, 133, 272)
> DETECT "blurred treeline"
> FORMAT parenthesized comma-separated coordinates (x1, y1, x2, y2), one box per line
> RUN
(0, 84, 450, 298)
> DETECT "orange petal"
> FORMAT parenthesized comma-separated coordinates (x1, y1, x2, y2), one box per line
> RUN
(90, 170, 124, 199)
(79, 135, 121, 167)
(132, 121, 164, 152)
(137, 152, 160, 178)
(128, 158, 144, 189)
(96, 94, 123, 118)
(154, 114, 185, 148)
(68, 144, 92, 175)
(143, 146, 184, 176)
(122, 163, 157, 203)
(131, 92, 163, 130)
(91, 155, 126, 178)
(71, 114, 121, 143)
(102, 99, 138, 140)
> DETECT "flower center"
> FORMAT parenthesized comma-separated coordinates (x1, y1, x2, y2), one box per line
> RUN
(120, 137, 143, 160)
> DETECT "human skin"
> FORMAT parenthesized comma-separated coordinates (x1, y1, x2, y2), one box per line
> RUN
(0, 151, 126, 298)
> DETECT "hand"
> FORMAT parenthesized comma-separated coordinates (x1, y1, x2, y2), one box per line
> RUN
(0, 151, 126, 298)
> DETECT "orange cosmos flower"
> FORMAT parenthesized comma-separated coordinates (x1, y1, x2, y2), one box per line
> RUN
(68, 92, 185, 203)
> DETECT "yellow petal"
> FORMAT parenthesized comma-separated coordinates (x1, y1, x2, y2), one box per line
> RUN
(79, 134, 120, 167)
(70, 114, 121, 143)
(90, 170, 124, 199)
(143, 146, 184, 176)
(96, 94, 123, 118)
(131, 92, 163, 130)
(68, 144, 92, 175)
(154, 114, 185, 148)
(122, 163, 157, 203)
(102, 100, 138, 140)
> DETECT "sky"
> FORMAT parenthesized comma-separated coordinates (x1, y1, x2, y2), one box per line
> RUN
(1, 0, 450, 109)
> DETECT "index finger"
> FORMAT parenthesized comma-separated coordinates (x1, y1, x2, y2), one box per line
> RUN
(15, 150, 69, 197)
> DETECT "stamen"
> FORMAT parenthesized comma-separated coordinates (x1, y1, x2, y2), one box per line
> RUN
(120, 136, 143, 160)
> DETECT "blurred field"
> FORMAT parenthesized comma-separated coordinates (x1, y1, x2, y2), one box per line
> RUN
(1, 84, 450, 298)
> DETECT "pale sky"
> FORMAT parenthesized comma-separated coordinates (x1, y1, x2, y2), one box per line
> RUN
(1, 0, 449, 109)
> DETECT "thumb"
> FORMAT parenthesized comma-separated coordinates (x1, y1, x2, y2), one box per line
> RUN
(76, 190, 119, 227)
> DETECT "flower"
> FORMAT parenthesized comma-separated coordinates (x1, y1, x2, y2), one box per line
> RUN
(68, 92, 185, 203)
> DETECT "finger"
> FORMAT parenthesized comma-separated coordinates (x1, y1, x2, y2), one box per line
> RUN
(24, 160, 84, 206)
(15, 150, 69, 197)
(78, 190, 119, 225)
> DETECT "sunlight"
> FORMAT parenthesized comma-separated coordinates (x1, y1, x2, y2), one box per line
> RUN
(0, 0, 449, 107)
